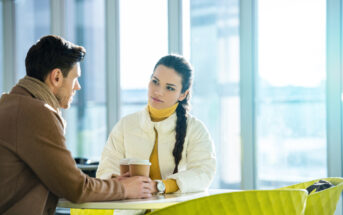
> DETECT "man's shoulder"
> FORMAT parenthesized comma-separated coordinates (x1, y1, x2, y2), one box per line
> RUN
(0, 89, 60, 123)
(1, 86, 42, 106)
(2, 92, 51, 111)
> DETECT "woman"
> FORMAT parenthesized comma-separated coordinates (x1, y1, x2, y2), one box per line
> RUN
(97, 54, 216, 194)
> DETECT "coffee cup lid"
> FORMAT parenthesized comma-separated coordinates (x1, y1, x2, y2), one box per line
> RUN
(120, 158, 132, 165)
(129, 159, 151, 165)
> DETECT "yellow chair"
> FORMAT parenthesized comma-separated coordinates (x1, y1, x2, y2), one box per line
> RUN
(281, 177, 343, 215)
(148, 189, 308, 215)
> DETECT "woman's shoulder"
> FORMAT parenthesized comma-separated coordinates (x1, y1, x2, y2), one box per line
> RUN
(113, 108, 150, 130)
(186, 114, 209, 131)
(109, 108, 149, 134)
(122, 109, 142, 119)
(187, 114, 204, 125)
(119, 108, 148, 122)
(186, 114, 213, 145)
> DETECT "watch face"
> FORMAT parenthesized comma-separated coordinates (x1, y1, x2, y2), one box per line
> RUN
(157, 181, 165, 192)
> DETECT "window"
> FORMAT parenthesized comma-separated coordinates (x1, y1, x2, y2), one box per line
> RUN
(120, 0, 168, 117)
(189, 0, 241, 189)
(256, 0, 327, 188)
(64, 0, 106, 160)
(15, 0, 50, 81)
(2, 0, 343, 200)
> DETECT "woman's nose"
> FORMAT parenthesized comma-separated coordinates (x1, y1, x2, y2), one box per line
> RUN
(154, 87, 163, 96)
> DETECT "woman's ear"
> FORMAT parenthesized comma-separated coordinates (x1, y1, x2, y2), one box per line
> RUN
(178, 90, 189, 102)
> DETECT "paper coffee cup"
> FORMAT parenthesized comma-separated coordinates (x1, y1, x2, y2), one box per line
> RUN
(119, 158, 131, 175)
(129, 159, 151, 177)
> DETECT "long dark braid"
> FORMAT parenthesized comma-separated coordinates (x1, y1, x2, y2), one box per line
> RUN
(173, 95, 190, 173)
(153, 54, 193, 174)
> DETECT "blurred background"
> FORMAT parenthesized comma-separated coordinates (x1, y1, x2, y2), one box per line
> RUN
(1, 0, 342, 203)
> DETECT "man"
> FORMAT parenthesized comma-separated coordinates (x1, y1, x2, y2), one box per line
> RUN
(0, 35, 152, 215)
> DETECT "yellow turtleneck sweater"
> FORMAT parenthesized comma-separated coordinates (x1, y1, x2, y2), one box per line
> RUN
(148, 102, 179, 193)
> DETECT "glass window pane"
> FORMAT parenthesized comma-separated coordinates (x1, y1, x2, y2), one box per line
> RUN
(190, 0, 241, 189)
(120, 0, 168, 117)
(15, 0, 50, 81)
(64, 0, 106, 160)
(256, 0, 327, 188)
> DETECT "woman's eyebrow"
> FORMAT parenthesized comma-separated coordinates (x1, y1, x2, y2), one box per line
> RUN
(153, 76, 177, 87)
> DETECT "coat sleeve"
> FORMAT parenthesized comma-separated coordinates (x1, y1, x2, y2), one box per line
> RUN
(96, 119, 126, 179)
(166, 118, 216, 193)
(16, 103, 125, 203)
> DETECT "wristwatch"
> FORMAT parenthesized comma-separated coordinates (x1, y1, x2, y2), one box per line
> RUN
(155, 180, 166, 194)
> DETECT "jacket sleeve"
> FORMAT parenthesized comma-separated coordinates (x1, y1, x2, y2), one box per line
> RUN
(16, 103, 125, 203)
(166, 118, 216, 193)
(96, 119, 125, 179)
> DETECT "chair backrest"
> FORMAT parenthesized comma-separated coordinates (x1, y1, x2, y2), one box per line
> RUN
(281, 177, 343, 215)
(149, 189, 308, 215)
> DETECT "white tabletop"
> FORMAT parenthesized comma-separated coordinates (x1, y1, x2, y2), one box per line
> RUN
(57, 189, 237, 210)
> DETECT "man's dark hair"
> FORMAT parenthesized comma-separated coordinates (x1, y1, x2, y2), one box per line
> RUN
(25, 35, 86, 82)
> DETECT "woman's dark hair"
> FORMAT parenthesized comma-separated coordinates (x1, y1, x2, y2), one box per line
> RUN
(25, 35, 86, 82)
(153, 54, 193, 173)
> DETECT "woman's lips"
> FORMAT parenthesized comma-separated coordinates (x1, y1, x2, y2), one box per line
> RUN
(152, 97, 163, 103)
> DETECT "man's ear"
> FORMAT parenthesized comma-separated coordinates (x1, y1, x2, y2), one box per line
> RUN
(178, 90, 189, 102)
(48, 68, 64, 88)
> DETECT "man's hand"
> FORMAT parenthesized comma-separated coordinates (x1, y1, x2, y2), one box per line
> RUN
(117, 176, 153, 199)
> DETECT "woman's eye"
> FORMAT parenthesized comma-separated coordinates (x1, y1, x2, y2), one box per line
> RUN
(167, 86, 175, 91)
(152, 79, 158, 85)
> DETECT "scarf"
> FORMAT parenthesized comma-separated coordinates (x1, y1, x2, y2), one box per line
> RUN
(17, 76, 65, 128)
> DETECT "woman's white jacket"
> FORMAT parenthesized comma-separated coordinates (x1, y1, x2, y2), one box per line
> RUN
(96, 107, 216, 193)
